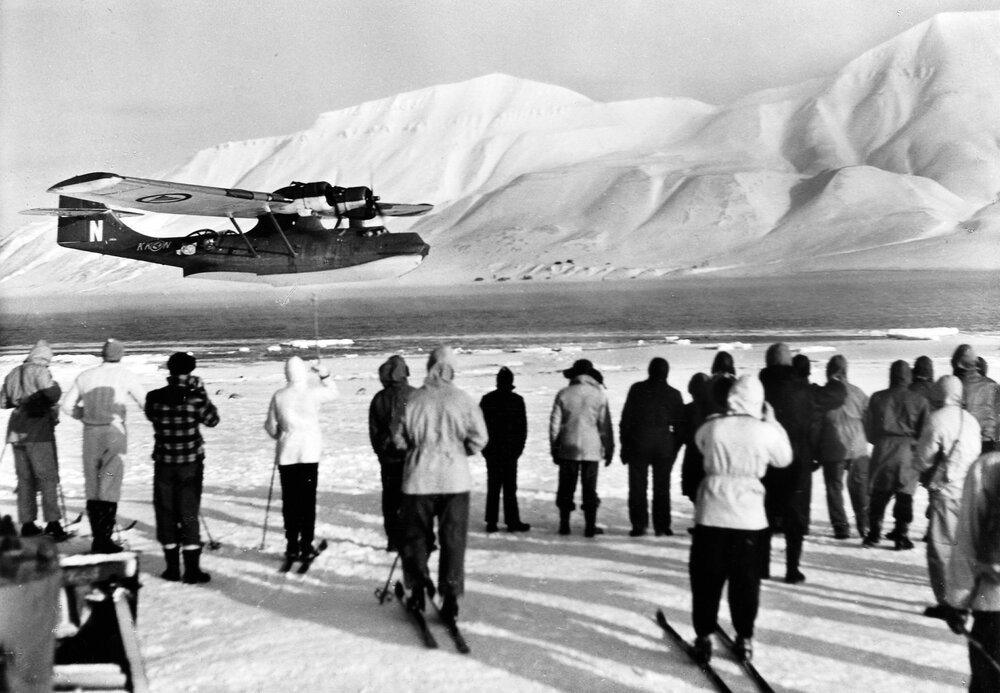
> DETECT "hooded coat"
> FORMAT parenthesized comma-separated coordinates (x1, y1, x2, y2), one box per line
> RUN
(952, 345, 1000, 445)
(2, 341, 61, 444)
(914, 375, 981, 502)
(910, 356, 937, 404)
(947, 451, 1000, 612)
(810, 355, 869, 463)
(693, 375, 793, 529)
(619, 358, 684, 463)
(368, 355, 416, 463)
(395, 347, 488, 495)
(865, 360, 930, 494)
(264, 357, 338, 465)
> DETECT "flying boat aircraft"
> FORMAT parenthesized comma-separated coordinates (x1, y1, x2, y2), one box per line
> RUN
(22, 172, 433, 286)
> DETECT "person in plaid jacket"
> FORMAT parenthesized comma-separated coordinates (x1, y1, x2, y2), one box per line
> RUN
(145, 352, 220, 583)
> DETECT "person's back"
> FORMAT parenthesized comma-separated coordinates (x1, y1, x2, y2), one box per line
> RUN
(399, 348, 487, 495)
(952, 345, 1000, 452)
(265, 357, 338, 464)
(480, 369, 527, 462)
(620, 360, 684, 458)
(910, 356, 937, 404)
(551, 374, 613, 462)
(369, 355, 416, 462)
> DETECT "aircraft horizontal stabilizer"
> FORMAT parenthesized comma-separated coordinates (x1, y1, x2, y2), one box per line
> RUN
(20, 208, 143, 218)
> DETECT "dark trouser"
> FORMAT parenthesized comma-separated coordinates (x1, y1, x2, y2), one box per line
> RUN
(690, 526, 766, 639)
(279, 463, 318, 555)
(399, 492, 470, 600)
(868, 489, 913, 538)
(970, 612, 1000, 693)
(627, 454, 675, 533)
(983, 440, 998, 454)
(485, 454, 522, 527)
(823, 456, 869, 536)
(13, 442, 61, 525)
(379, 458, 404, 547)
(153, 461, 204, 546)
(555, 460, 600, 513)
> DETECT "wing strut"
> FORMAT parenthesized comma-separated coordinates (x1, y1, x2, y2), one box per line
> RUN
(265, 210, 297, 257)
(228, 216, 259, 258)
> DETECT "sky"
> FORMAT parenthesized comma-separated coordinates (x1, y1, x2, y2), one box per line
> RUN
(4, 0, 1000, 238)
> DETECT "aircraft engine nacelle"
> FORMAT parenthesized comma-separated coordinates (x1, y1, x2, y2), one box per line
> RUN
(277, 182, 377, 219)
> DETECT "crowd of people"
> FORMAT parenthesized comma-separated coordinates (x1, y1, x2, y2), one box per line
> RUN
(2, 337, 999, 690)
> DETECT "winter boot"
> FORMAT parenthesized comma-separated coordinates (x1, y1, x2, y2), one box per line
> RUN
(862, 520, 882, 548)
(44, 521, 70, 542)
(583, 510, 604, 538)
(285, 539, 300, 560)
(734, 636, 753, 663)
(161, 545, 181, 582)
(784, 534, 805, 584)
(894, 525, 914, 551)
(692, 636, 712, 663)
(182, 546, 211, 584)
(558, 510, 571, 536)
(441, 594, 459, 622)
(89, 501, 123, 554)
(20, 522, 42, 537)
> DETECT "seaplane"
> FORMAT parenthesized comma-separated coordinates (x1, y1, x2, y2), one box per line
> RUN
(22, 172, 433, 286)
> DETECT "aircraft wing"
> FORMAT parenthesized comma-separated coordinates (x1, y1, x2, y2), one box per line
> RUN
(48, 172, 293, 218)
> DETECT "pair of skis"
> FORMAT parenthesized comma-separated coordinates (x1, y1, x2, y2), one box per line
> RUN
(392, 580, 470, 654)
(278, 539, 328, 575)
(655, 609, 773, 693)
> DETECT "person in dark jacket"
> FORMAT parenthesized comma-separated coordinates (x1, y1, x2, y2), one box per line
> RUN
(811, 355, 870, 539)
(368, 355, 416, 551)
(620, 358, 685, 537)
(0, 340, 67, 540)
(681, 355, 736, 506)
(863, 360, 930, 550)
(145, 352, 220, 583)
(759, 343, 814, 583)
(952, 345, 1000, 453)
(910, 356, 937, 404)
(479, 367, 530, 533)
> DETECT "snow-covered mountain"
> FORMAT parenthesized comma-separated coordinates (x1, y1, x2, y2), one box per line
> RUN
(4, 11, 999, 295)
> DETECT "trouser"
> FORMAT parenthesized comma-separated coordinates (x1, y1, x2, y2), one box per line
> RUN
(690, 526, 766, 639)
(484, 455, 522, 527)
(555, 460, 600, 513)
(12, 441, 61, 524)
(82, 423, 127, 502)
(279, 463, 318, 555)
(153, 461, 204, 547)
(823, 456, 870, 535)
(925, 491, 960, 605)
(983, 440, 998, 454)
(399, 492, 470, 600)
(627, 455, 674, 533)
(868, 489, 913, 537)
(379, 459, 404, 546)
(969, 612, 1000, 693)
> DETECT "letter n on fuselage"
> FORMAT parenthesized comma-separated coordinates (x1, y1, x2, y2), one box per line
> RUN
(89, 220, 103, 242)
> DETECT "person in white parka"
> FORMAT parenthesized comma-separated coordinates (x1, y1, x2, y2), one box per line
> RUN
(265, 356, 338, 561)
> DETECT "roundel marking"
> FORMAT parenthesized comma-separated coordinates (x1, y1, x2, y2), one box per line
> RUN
(137, 193, 192, 204)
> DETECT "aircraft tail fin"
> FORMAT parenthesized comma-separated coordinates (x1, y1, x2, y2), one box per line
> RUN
(53, 196, 144, 249)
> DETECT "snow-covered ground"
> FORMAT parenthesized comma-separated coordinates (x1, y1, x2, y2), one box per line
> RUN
(3, 334, 992, 692)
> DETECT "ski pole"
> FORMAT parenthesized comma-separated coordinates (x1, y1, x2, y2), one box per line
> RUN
(259, 462, 278, 550)
(376, 553, 401, 604)
(200, 513, 222, 550)
(312, 293, 322, 364)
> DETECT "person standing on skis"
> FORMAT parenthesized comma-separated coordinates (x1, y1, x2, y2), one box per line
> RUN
(265, 356, 338, 564)
(394, 346, 488, 621)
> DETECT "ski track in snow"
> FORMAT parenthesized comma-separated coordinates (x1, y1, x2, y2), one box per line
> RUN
(5, 338, 989, 692)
